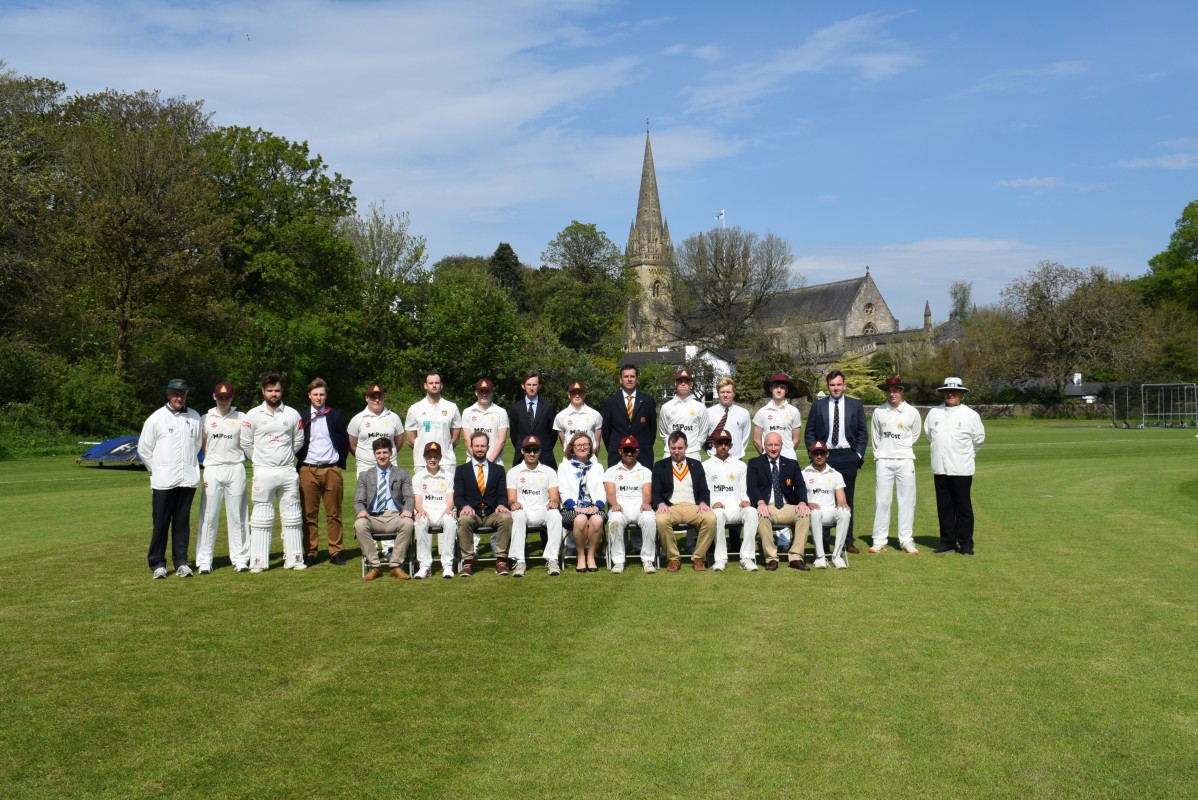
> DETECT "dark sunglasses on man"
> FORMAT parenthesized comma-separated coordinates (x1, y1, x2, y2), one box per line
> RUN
(523, 447, 541, 454)
(621, 447, 638, 455)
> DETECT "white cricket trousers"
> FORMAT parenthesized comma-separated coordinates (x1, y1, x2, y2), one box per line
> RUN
(713, 505, 759, 566)
(249, 466, 303, 570)
(606, 508, 658, 565)
(873, 459, 916, 548)
(811, 506, 852, 560)
(414, 512, 458, 569)
(511, 507, 564, 563)
(196, 463, 249, 570)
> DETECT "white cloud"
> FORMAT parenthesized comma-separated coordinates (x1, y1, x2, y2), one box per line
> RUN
(956, 59, 1089, 97)
(998, 176, 1062, 188)
(664, 43, 723, 61)
(1113, 154, 1198, 170)
(682, 12, 921, 117)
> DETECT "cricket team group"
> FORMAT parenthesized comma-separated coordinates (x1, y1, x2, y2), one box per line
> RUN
(137, 364, 985, 581)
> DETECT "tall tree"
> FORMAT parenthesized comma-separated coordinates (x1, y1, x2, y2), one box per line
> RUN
(339, 201, 427, 351)
(489, 242, 528, 312)
(948, 280, 973, 321)
(51, 89, 229, 397)
(661, 225, 797, 348)
(1141, 199, 1198, 310)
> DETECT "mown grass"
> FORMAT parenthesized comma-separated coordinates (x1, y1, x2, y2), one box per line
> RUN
(1, 421, 1196, 798)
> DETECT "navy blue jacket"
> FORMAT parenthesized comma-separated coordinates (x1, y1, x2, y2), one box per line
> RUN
(650, 457, 711, 507)
(297, 407, 349, 469)
(454, 460, 509, 514)
(804, 395, 867, 465)
(747, 454, 808, 507)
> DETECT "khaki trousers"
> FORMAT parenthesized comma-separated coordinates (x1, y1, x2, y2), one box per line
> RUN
(299, 465, 344, 557)
(655, 504, 717, 562)
(457, 511, 513, 560)
(354, 511, 413, 567)
(756, 504, 811, 562)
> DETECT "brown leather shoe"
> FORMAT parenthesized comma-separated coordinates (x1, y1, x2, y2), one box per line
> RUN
(460, 558, 474, 577)
(363, 567, 383, 582)
(765, 559, 778, 571)
(495, 558, 509, 576)
(390, 566, 410, 580)
(693, 560, 706, 572)
(666, 559, 682, 573)
(846, 543, 860, 554)
(789, 558, 810, 571)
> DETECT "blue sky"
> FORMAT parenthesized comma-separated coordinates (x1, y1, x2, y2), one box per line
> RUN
(3, 0, 1197, 329)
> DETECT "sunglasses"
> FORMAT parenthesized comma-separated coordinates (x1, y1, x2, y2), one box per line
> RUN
(523, 447, 541, 454)
(811, 450, 829, 456)
(621, 448, 638, 455)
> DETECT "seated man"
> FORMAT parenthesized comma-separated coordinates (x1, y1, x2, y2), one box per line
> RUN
(506, 435, 563, 578)
(603, 436, 657, 574)
(803, 441, 852, 569)
(453, 431, 513, 577)
(652, 431, 717, 572)
(706, 429, 759, 572)
(353, 437, 416, 581)
(747, 431, 812, 571)
(413, 442, 457, 579)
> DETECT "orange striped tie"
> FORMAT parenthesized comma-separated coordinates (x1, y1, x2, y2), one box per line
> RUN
(626, 394, 634, 420)
(476, 463, 485, 495)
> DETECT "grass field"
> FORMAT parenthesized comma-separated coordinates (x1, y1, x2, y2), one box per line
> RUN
(2, 420, 1196, 799)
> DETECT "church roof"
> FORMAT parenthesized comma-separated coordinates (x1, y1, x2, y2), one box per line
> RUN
(762, 276, 867, 324)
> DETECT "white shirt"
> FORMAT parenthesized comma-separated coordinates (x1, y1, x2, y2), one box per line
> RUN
(802, 463, 846, 507)
(658, 395, 709, 458)
(348, 407, 403, 472)
(412, 466, 453, 517)
(871, 401, 921, 460)
(139, 403, 202, 490)
(507, 461, 559, 510)
(753, 401, 803, 460)
(824, 397, 850, 450)
(240, 402, 302, 469)
(303, 408, 337, 465)
(925, 403, 985, 476)
(201, 406, 245, 467)
(406, 397, 462, 468)
(705, 403, 752, 460)
(553, 403, 603, 448)
(603, 462, 653, 508)
(463, 402, 510, 464)
(705, 455, 750, 508)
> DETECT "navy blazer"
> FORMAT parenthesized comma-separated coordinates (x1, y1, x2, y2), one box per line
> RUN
(297, 407, 349, 469)
(509, 396, 558, 469)
(804, 395, 867, 463)
(650, 457, 711, 507)
(747, 454, 808, 507)
(453, 459, 509, 514)
(600, 391, 657, 468)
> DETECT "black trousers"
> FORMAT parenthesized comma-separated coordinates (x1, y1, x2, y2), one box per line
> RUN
(826, 450, 860, 543)
(148, 486, 197, 571)
(933, 474, 974, 552)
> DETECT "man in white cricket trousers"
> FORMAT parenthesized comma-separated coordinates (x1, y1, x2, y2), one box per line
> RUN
(139, 377, 203, 579)
(802, 440, 852, 569)
(706, 429, 759, 571)
(195, 381, 249, 573)
(603, 436, 658, 573)
(870, 376, 922, 555)
(240, 372, 305, 572)
(506, 435, 563, 578)
(412, 441, 458, 579)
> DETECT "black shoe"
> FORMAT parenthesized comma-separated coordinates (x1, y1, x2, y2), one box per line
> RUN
(959, 549, 975, 556)
(303, 555, 318, 567)
(330, 553, 347, 566)
(933, 545, 956, 554)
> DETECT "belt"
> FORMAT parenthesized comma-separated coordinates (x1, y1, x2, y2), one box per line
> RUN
(303, 463, 338, 468)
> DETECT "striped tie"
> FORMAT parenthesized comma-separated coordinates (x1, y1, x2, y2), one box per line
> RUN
(831, 399, 840, 447)
(476, 463, 486, 496)
(374, 468, 388, 513)
(707, 407, 728, 448)
(626, 394, 634, 420)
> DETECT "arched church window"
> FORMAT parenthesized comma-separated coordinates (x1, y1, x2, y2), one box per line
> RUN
(652, 281, 661, 298)
(818, 334, 827, 353)
(863, 323, 877, 335)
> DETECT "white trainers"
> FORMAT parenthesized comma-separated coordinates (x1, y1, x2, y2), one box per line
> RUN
(642, 561, 657, 574)
(832, 556, 848, 569)
(441, 566, 454, 579)
(740, 559, 759, 572)
(289, 561, 307, 571)
(414, 565, 432, 579)
(175, 565, 194, 578)
(712, 561, 727, 572)
(152, 567, 168, 580)
(382, 545, 394, 562)
(869, 544, 888, 554)
(902, 542, 919, 554)
(610, 562, 625, 574)
(511, 561, 527, 578)
(250, 566, 265, 574)
(813, 557, 828, 569)
(198, 566, 212, 575)
(547, 560, 561, 576)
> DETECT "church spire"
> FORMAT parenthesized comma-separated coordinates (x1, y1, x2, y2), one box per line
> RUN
(624, 126, 675, 350)
(634, 130, 664, 236)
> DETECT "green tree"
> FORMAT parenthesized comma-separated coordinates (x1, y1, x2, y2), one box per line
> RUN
(488, 242, 528, 313)
(1141, 199, 1198, 310)
(662, 225, 798, 348)
(536, 221, 635, 357)
(949, 280, 973, 321)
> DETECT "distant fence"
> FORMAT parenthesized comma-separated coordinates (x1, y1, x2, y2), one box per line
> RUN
(1110, 383, 1198, 428)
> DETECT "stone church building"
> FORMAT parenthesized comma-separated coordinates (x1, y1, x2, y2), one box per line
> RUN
(622, 131, 932, 366)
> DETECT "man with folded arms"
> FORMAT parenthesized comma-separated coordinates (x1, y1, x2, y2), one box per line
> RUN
(506, 435, 563, 578)
(353, 437, 415, 581)
(603, 436, 657, 573)
(652, 431, 717, 572)
(802, 441, 852, 569)
(706, 429, 759, 572)
(412, 442, 457, 579)
(747, 431, 811, 572)
(196, 381, 249, 574)
(453, 431, 513, 577)
(240, 372, 306, 572)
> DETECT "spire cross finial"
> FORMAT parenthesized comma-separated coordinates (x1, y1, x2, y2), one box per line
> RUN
(646, 116, 650, 132)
